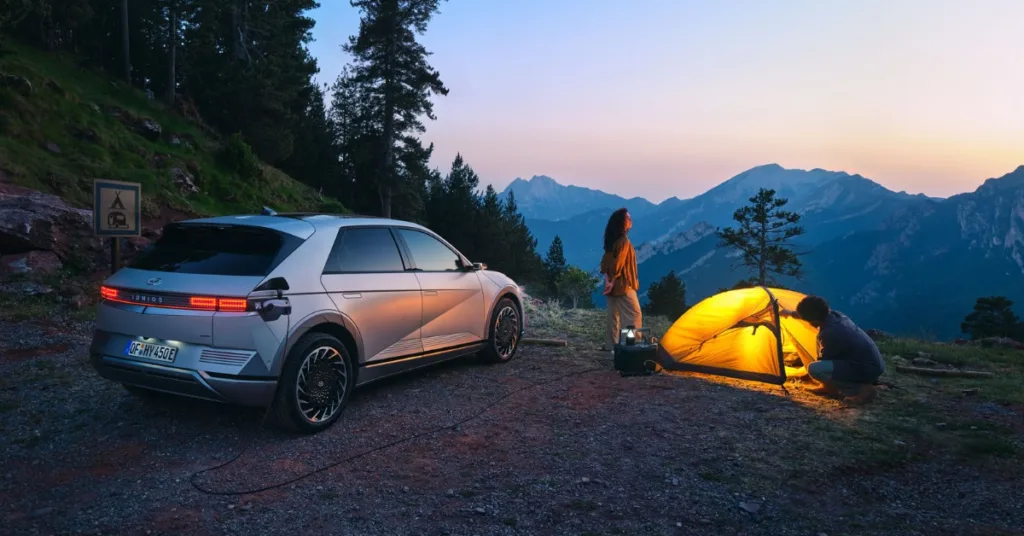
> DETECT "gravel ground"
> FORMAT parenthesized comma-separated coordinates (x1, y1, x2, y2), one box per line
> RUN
(1, 315, 1023, 536)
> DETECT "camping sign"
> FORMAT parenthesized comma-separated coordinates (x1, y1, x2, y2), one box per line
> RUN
(93, 179, 141, 237)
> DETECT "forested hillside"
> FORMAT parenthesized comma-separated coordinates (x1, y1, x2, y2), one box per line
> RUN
(0, 0, 546, 289)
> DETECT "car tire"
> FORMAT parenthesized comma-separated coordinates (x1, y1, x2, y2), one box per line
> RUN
(271, 332, 355, 434)
(479, 296, 522, 364)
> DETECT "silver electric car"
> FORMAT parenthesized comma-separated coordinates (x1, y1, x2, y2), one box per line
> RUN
(89, 211, 525, 433)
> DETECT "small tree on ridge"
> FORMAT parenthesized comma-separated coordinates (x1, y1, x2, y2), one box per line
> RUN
(646, 270, 687, 320)
(557, 266, 598, 309)
(544, 235, 567, 298)
(716, 187, 805, 287)
(961, 296, 1021, 341)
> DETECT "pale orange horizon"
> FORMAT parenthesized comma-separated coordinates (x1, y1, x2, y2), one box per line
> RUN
(311, 0, 1024, 203)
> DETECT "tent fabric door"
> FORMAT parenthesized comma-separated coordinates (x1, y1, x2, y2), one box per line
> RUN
(655, 286, 820, 385)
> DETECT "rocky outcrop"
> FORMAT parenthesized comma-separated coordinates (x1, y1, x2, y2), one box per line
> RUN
(0, 184, 159, 276)
(0, 73, 33, 95)
(0, 251, 63, 275)
(0, 184, 96, 261)
(635, 222, 715, 265)
(170, 167, 199, 194)
(137, 118, 162, 140)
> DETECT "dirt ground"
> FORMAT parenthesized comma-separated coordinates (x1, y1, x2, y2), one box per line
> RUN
(1, 310, 1023, 536)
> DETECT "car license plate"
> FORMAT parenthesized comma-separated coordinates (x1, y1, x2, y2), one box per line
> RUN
(125, 340, 178, 363)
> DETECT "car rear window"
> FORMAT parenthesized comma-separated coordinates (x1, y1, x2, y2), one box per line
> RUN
(131, 224, 292, 276)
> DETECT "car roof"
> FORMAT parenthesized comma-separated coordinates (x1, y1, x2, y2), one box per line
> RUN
(175, 212, 432, 238)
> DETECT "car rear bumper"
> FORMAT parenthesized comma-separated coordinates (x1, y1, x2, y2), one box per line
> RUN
(89, 330, 278, 407)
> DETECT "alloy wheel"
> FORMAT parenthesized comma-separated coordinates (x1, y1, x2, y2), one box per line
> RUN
(295, 345, 349, 424)
(493, 305, 520, 359)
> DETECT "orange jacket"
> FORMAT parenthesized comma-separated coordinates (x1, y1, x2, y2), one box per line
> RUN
(600, 236, 639, 296)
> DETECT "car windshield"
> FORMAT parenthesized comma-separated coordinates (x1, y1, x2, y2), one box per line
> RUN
(131, 224, 286, 276)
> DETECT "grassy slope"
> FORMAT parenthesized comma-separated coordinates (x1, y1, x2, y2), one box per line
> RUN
(0, 42, 345, 217)
(525, 301, 1022, 484)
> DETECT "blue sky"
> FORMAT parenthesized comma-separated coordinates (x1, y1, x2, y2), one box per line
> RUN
(307, 0, 1024, 203)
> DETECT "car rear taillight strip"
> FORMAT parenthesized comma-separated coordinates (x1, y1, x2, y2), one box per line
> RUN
(99, 286, 252, 312)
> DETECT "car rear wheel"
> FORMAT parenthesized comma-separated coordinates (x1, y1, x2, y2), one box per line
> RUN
(479, 297, 521, 364)
(271, 332, 354, 434)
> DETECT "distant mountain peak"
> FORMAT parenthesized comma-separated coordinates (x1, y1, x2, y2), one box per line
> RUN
(499, 174, 656, 221)
(975, 165, 1024, 194)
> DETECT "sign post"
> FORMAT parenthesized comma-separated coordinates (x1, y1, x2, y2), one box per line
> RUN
(93, 179, 142, 274)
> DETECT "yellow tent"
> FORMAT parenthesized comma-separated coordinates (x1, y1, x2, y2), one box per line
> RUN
(655, 286, 820, 384)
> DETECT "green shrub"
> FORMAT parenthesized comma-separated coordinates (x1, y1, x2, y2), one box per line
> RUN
(220, 132, 263, 181)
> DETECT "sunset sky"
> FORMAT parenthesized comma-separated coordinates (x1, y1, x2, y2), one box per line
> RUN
(308, 0, 1023, 203)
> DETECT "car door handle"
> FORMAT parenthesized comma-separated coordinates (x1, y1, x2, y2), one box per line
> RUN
(341, 293, 362, 299)
(422, 290, 438, 296)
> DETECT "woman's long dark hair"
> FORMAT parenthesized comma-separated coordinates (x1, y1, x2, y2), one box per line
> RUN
(603, 208, 629, 253)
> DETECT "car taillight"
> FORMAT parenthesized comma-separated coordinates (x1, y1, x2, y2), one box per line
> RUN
(100, 286, 118, 300)
(99, 285, 251, 312)
(189, 296, 218, 310)
(188, 296, 252, 312)
(217, 298, 249, 312)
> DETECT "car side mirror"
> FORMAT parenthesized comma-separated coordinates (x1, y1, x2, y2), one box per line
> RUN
(460, 260, 486, 271)
(473, 262, 487, 271)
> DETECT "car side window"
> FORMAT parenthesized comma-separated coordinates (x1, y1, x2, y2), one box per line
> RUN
(323, 227, 406, 273)
(397, 229, 462, 272)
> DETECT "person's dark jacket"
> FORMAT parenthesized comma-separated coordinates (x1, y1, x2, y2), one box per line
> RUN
(817, 310, 885, 379)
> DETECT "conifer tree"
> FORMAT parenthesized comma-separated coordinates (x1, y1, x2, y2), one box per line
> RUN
(961, 296, 1021, 341)
(716, 188, 805, 286)
(344, 0, 449, 218)
(544, 236, 567, 298)
(645, 271, 687, 319)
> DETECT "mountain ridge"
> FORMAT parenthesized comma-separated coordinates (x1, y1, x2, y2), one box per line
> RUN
(625, 165, 1024, 339)
(501, 164, 947, 225)
(521, 164, 932, 270)
(508, 164, 1023, 340)
(499, 174, 656, 221)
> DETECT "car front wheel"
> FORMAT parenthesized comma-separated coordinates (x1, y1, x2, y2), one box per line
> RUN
(479, 297, 521, 364)
(271, 332, 355, 434)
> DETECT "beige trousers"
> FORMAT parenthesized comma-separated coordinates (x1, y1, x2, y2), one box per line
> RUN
(605, 289, 643, 350)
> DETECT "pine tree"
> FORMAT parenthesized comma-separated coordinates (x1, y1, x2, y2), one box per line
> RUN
(8, 0, 348, 197)
(544, 236, 566, 298)
(474, 185, 509, 271)
(961, 296, 1021, 341)
(716, 188, 805, 286)
(280, 82, 342, 201)
(329, 66, 379, 210)
(501, 191, 544, 285)
(0, 1, 32, 51)
(645, 270, 687, 319)
(425, 154, 480, 252)
(120, 0, 130, 83)
(344, 0, 449, 218)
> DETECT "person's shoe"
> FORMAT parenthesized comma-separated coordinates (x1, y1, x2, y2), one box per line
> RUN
(806, 382, 841, 397)
(842, 384, 877, 406)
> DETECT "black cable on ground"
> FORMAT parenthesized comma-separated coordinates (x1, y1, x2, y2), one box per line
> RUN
(189, 359, 604, 496)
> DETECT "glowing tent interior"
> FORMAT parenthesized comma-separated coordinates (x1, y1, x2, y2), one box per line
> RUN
(655, 286, 820, 384)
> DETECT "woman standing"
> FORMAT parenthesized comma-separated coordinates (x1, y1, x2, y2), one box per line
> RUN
(600, 208, 642, 352)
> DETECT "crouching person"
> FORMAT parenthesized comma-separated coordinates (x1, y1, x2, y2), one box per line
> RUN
(795, 295, 885, 405)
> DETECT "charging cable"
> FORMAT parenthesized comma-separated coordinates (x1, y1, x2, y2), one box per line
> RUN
(190, 317, 603, 496)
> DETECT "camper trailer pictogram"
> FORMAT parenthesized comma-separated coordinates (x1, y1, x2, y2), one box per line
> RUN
(107, 211, 128, 228)
(106, 191, 129, 229)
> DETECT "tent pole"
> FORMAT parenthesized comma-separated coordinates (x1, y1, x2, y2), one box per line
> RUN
(760, 286, 787, 383)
